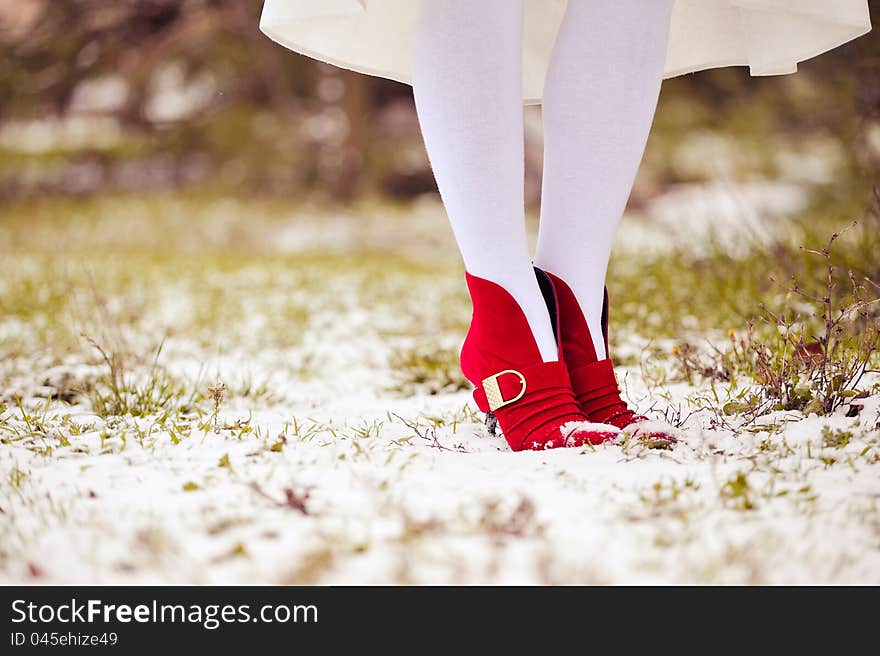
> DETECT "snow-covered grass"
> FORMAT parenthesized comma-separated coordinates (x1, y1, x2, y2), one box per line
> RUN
(1, 193, 879, 584)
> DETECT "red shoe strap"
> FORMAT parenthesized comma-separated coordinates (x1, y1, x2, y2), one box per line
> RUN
(473, 361, 601, 451)
(473, 361, 570, 412)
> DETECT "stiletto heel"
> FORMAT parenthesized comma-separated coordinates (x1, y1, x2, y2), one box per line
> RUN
(485, 412, 498, 435)
(460, 272, 619, 451)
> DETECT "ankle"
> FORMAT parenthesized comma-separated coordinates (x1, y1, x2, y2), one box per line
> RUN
(531, 265, 608, 360)
(465, 268, 559, 363)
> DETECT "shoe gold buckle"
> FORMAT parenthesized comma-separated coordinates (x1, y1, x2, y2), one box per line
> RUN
(482, 369, 527, 412)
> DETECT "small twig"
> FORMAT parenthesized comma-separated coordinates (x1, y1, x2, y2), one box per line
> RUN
(248, 481, 311, 515)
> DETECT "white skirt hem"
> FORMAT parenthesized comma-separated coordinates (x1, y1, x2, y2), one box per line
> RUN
(260, 0, 872, 104)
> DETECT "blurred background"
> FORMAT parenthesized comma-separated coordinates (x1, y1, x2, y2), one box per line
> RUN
(0, 0, 877, 212)
(2, 1, 880, 587)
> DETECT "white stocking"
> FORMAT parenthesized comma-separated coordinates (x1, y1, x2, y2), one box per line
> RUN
(534, 0, 675, 359)
(413, 0, 559, 362)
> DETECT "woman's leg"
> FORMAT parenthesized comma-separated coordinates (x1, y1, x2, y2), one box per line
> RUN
(413, 0, 558, 363)
(534, 0, 675, 360)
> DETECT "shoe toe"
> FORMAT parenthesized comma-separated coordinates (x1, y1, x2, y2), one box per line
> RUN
(623, 418, 681, 445)
(559, 420, 620, 447)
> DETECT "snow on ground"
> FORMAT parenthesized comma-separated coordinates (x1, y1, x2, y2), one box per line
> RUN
(1, 191, 879, 585)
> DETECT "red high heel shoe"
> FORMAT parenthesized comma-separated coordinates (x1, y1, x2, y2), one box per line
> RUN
(534, 268, 676, 441)
(460, 272, 619, 451)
